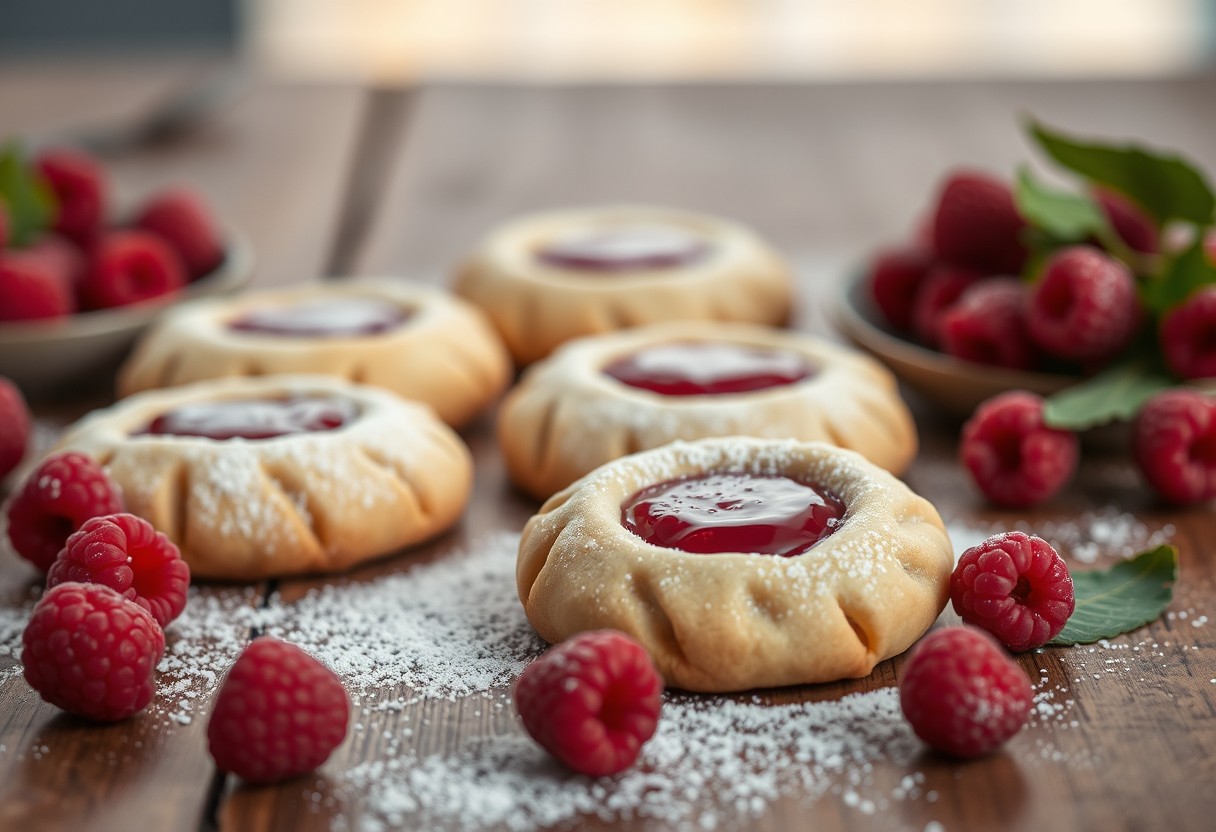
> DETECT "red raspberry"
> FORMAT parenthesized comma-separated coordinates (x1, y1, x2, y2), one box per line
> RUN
(912, 264, 981, 347)
(48, 513, 190, 627)
(5, 451, 124, 571)
(0, 254, 74, 322)
(899, 626, 1032, 758)
(8, 234, 87, 288)
(1027, 246, 1140, 363)
(1094, 188, 1158, 255)
(939, 279, 1036, 370)
(135, 188, 224, 280)
(35, 148, 107, 248)
(867, 245, 933, 332)
(22, 582, 164, 722)
(79, 230, 186, 310)
(1134, 388, 1216, 505)
(1160, 287, 1216, 380)
(515, 630, 663, 776)
(951, 532, 1075, 651)
(0, 377, 31, 481)
(961, 391, 1078, 507)
(931, 171, 1027, 275)
(207, 637, 350, 783)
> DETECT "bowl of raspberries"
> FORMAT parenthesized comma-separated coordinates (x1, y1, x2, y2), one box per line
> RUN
(0, 143, 253, 398)
(838, 119, 1216, 420)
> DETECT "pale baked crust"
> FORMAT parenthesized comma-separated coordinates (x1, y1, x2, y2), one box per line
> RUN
(498, 322, 918, 500)
(454, 206, 794, 365)
(52, 376, 473, 581)
(118, 279, 511, 428)
(517, 437, 952, 692)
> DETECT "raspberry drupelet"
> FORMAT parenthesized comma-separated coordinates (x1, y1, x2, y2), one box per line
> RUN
(961, 392, 1078, 508)
(514, 630, 663, 776)
(951, 532, 1075, 651)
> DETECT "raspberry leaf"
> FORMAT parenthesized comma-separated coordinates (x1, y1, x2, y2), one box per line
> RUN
(1014, 167, 1108, 243)
(1043, 359, 1174, 430)
(1028, 120, 1215, 228)
(1139, 236, 1216, 314)
(1050, 544, 1178, 646)
(0, 141, 54, 247)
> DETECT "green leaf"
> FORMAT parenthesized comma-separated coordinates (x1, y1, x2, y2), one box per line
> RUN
(0, 140, 54, 246)
(1014, 167, 1108, 242)
(1042, 360, 1174, 430)
(1028, 119, 1215, 228)
(1050, 545, 1178, 645)
(1139, 236, 1216, 314)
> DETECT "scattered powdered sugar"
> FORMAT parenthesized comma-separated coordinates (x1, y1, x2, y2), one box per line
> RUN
(340, 688, 921, 832)
(250, 531, 543, 700)
(946, 507, 1174, 565)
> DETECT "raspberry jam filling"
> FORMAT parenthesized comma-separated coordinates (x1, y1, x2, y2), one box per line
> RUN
(603, 342, 813, 396)
(228, 298, 409, 337)
(621, 473, 845, 557)
(536, 225, 709, 272)
(140, 396, 358, 440)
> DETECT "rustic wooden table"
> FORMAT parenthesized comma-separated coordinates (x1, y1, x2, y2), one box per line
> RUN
(1, 61, 1215, 832)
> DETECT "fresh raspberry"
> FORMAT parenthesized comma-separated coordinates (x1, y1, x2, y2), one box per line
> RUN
(79, 230, 186, 310)
(5, 451, 124, 571)
(867, 245, 934, 332)
(515, 630, 663, 776)
(1134, 388, 1216, 504)
(22, 582, 164, 721)
(0, 254, 75, 322)
(899, 626, 1032, 758)
(1094, 188, 1158, 255)
(961, 391, 1078, 507)
(1027, 246, 1140, 363)
(47, 513, 190, 627)
(939, 279, 1037, 370)
(1160, 287, 1216, 380)
(931, 171, 1027, 275)
(912, 264, 981, 347)
(0, 377, 31, 480)
(951, 532, 1075, 651)
(35, 148, 107, 248)
(135, 188, 224, 280)
(207, 637, 350, 783)
(8, 234, 87, 288)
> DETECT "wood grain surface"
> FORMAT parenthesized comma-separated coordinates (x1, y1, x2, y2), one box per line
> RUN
(2, 70, 1216, 832)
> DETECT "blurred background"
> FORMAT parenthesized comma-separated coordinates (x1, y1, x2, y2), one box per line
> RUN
(2, 0, 1214, 81)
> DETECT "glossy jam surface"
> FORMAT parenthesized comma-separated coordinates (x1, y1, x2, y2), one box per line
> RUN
(536, 224, 709, 272)
(141, 396, 358, 440)
(603, 342, 814, 396)
(228, 298, 409, 337)
(621, 473, 846, 557)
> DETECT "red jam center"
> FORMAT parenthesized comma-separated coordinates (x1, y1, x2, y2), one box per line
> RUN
(603, 342, 814, 396)
(228, 298, 409, 337)
(536, 225, 709, 272)
(141, 396, 358, 440)
(621, 473, 845, 557)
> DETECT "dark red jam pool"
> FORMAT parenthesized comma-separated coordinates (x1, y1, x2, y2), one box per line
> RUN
(228, 298, 409, 337)
(603, 342, 814, 396)
(536, 225, 709, 272)
(622, 473, 845, 557)
(140, 396, 358, 440)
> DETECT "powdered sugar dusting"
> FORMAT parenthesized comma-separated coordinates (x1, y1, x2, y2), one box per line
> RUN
(946, 507, 1174, 565)
(341, 688, 920, 832)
